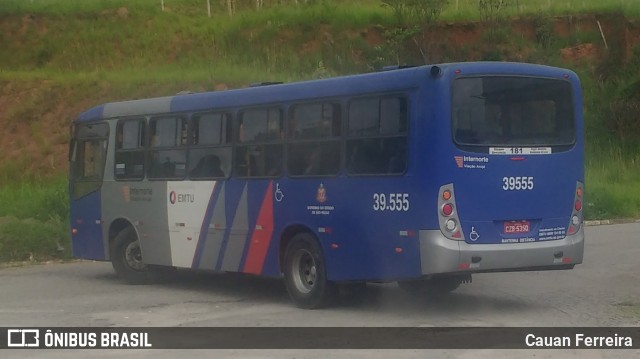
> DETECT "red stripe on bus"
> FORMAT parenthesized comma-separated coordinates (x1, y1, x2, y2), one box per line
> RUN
(243, 182, 274, 275)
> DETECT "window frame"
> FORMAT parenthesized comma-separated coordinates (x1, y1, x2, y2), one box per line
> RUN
(286, 100, 343, 178)
(345, 93, 410, 177)
(72, 121, 110, 199)
(147, 115, 189, 181)
(188, 111, 233, 180)
(234, 106, 284, 179)
(114, 118, 147, 181)
(450, 75, 577, 153)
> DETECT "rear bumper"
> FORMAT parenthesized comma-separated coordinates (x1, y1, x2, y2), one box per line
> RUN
(418, 226, 584, 275)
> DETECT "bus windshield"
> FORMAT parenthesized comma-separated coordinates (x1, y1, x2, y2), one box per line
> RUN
(452, 76, 575, 148)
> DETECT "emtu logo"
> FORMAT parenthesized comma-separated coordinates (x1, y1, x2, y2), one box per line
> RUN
(454, 156, 464, 168)
(169, 191, 195, 204)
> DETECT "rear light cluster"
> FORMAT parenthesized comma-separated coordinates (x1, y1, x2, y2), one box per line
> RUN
(438, 184, 464, 240)
(568, 181, 584, 235)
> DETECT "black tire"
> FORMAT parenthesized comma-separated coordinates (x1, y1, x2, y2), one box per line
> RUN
(283, 233, 336, 309)
(398, 276, 464, 296)
(110, 227, 162, 284)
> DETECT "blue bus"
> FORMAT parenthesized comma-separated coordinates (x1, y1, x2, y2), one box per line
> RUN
(69, 62, 584, 308)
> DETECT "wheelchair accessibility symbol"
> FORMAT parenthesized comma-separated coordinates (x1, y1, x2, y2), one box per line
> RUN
(469, 226, 480, 241)
(274, 183, 284, 202)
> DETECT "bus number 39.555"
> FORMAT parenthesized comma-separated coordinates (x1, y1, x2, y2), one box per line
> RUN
(373, 193, 410, 211)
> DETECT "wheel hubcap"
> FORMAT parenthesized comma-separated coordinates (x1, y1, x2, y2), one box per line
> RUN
(292, 249, 316, 294)
(124, 241, 146, 271)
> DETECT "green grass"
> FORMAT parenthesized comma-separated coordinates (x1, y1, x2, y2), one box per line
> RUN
(585, 140, 640, 219)
(0, 3, 388, 78)
(2, 0, 637, 18)
(2, 1, 637, 76)
(0, 217, 70, 262)
(0, 177, 71, 262)
(0, 176, 68, 221)
(440, 0, 639, 21)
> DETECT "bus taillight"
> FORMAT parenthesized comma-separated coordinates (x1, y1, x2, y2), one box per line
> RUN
(438, 184, 464, 240)
(442, 203, 454, 216)
(445, 219, 457, 232)
(567, 181, 584, 235)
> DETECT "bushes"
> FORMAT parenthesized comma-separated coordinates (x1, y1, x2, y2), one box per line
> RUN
(609, 99, 640, 140)
(601, 46, 640, 141)
(0, 177, 71, 263)
(0, 218, 70, 262)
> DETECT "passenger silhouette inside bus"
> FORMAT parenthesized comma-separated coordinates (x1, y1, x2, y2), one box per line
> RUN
(303, 147, 324, 175)
(190, 154, 225, 178)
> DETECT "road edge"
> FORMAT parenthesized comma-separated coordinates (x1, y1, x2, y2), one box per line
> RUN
(584, 218, 640, 226)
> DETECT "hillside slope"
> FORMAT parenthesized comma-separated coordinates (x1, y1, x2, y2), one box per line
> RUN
(0, 4, 639, 219)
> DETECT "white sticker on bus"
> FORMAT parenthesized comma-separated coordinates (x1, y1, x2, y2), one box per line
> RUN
(167, 182, 216, 268)
(490, 147, 551, 155)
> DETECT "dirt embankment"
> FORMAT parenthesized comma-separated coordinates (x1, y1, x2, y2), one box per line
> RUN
(0, 12, 638, 181)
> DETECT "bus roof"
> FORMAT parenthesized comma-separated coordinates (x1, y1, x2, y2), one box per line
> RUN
(75, 62, 575, 122)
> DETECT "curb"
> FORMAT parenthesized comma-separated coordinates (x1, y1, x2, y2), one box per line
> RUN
(584, 219, 640, 226)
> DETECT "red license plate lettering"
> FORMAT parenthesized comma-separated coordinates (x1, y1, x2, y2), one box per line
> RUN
(504, 221, 530, 234)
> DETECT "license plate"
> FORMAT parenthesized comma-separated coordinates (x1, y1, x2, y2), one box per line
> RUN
(504, 221, 530, 234)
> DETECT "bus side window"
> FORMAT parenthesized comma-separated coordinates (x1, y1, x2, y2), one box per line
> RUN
(115, 119, 146, 180)
(385, 138, 407, 174)
(235, 108, 283, 178)
(189, 113, 232, 180)
(287, 102, 341, 177)
(148, 116, 187, 180)
(190, 154, 225, 177)
(347, 140, 383, 174)
(347, 96, 407, 175)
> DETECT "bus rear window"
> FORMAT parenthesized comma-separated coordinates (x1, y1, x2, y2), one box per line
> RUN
(452, 77, 575, 150)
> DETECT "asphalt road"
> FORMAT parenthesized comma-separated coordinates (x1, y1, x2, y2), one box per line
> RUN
(0, 223, 639, 358)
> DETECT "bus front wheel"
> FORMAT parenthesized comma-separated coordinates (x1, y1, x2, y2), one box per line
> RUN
(283, 233, 336, 309)
(111, 227, 161, 284)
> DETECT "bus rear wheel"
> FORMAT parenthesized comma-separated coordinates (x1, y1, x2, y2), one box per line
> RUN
(398, 276, 466, 296)
(283, 233, 336, 309)
(111, 227, 163, 284)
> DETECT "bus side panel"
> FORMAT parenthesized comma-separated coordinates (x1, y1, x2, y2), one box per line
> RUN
(188, 179, 275, 275)
(192, 181, 227, 270)
(70, 190, 106, 260)
(101, 181, 174, 266)
(269, 177, 425, 282)
(241, 181, 277, 275)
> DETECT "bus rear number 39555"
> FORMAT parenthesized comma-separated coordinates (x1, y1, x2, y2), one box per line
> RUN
(502, 176, 534, 191)
(373, 193, 410, 212)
